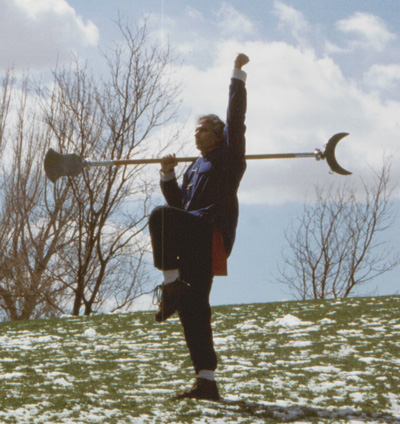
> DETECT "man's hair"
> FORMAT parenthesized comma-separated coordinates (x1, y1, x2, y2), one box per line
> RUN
(198, 114, 225, 143)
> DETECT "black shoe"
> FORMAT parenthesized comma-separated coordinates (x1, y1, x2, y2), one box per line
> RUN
(154, 279, 187, 323)
(174, 378, 220, 401)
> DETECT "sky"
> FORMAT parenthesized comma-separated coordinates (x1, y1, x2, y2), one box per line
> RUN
(1, 0, 400, 308)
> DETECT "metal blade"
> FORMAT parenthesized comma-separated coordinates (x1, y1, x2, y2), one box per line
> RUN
(44, 148, 85, 183)
(322, 133, 352, 176)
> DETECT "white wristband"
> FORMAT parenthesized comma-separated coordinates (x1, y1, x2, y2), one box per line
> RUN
(160, 170, 176, 181)
(232, 69, 247, 83)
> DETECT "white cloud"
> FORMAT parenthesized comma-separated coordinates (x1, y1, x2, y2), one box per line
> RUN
(336, 12, 396, 52)
(324, 40, 349, 55)
(216, 2, 256, 39)
(364, 64, 400, 90)
(15, 0, 74, 19)
(273, 1, 310, 43)
(0, 0, 99, 69)
(185, 5, 203, 21)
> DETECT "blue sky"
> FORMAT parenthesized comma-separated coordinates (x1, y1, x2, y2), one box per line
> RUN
(2, 0, 399, 307)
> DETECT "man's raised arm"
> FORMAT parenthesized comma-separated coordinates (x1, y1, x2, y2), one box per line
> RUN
(225, 53, 249, 159)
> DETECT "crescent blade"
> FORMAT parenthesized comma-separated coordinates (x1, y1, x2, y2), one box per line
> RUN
(323, 133, 352, 176)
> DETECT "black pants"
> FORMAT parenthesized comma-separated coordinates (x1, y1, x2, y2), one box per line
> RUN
(149, 206, 218, 373)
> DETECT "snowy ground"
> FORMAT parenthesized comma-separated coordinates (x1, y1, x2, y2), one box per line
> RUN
(0, 296, 399, 423)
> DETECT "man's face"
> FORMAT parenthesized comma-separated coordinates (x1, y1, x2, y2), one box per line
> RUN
(195, 120, 219, 154)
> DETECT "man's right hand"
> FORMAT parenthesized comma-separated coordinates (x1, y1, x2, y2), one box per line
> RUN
(234, 53, 250, 70)
(161, 154, 178, 174)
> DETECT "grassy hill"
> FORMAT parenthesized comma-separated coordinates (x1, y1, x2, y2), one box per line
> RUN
(0, 295, 399, 423)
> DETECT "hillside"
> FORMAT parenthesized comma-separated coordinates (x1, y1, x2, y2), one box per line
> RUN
(0, 296, 399, 423)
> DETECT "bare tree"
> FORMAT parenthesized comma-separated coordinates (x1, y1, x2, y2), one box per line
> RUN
(41, 21, 181, 315)
(277, 162, 399, 300)
(0, 20, 180, 320)
(0, 73, 77, 320)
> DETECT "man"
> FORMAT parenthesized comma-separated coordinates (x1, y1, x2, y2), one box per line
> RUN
(149, 53, 249, 400)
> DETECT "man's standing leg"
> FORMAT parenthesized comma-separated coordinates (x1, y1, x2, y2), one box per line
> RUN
(174, 224, 220, 401)
(175, 279, 220, 400)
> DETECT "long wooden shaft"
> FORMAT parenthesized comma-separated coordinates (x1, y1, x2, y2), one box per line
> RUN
(85, 152, 319, 168)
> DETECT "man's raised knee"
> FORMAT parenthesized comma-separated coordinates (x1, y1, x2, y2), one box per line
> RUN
(149, 206, 168, 229)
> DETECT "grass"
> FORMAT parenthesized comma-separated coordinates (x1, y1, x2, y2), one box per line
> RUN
(0, 295, 399, 423)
